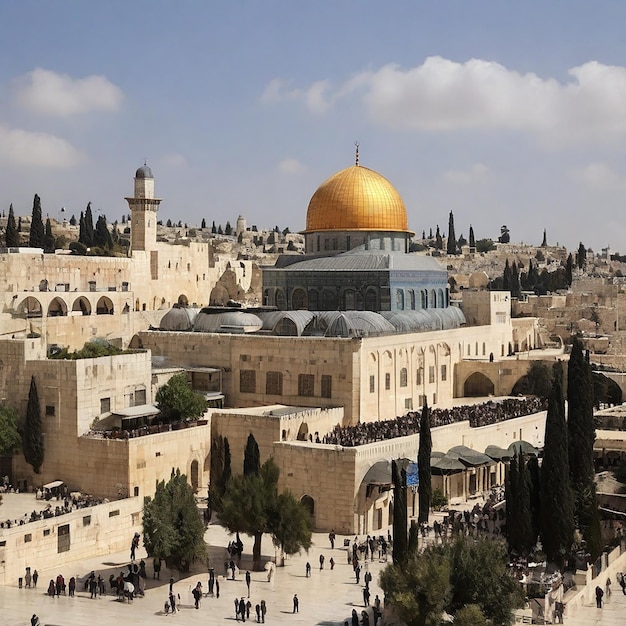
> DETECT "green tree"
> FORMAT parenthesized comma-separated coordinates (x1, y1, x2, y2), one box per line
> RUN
(201, 218, 206, 229)
(392, 459, 408, 564)
(567, 337, 602, 559)
(218, 458, 312, 570)
(454, 605, 489, 626)
(69, 214, 77, 226)
(269, 490, 313, 557)
(94, 214, 113, 249)
(541, 229, 547, 247)
(540, 365, 574, 566)
(43, 218, 54, 252)
(29, 194, 45, 248)
(142, 468, 207, 571)
(379, 543, 451, 626)
(84, 202, 94, 246)
(418, 402, 432, 524)
(577, 242, 586, 270)
(435, 225, 443, 250)
(244, 433, 260, 476)
(468, 225, 475, 250)
(224, 221, 232, 235)
(23, 376, 44, 473)
(446, 211, 457, 255)
(449, 537, 524, 625)
(5, 204, 19, 247)
(511, 360, 553, 398)
(511, 260, 521, 299)
(505, 452, 520, 551)
(0, 405, 22, 455)
(155, 373, 208, 423)
(565, 253, 573, 287)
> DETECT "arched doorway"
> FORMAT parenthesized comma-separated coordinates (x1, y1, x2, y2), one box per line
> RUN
(177, 294, 189, 306)
(297, 422, 309, 441)
(18, 297, 42, 318)
(464, 372, 495, 396)
(96, 296, 114, 315)
(190, 459, 199, 492)
(300, 495, 315, 519)
(47, 297, 68, 317)
(72, 297, 91, 315)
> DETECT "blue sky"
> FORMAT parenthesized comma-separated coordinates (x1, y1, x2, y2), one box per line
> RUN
(2, 1, 626, 252)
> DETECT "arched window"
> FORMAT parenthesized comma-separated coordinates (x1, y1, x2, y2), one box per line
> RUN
(292, 288, 307, 310)
(399, 368, 408, 387)
(396, 289, 405, 310)
(409, 290, 416, 310)
(365, 288, 378, 311)
(275, 289, 286, 310)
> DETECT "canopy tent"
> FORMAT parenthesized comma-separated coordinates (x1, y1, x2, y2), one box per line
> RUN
(508, 440, 539, 457)
(484, 444, 512, 461)
(448, 445, 496, 467)
(431, 454, 466, 472)
(361, 458, 414, 485)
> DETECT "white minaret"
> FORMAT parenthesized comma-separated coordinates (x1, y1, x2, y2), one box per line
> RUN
(236, 215, 247, 237)
(125, 164, 162, 252)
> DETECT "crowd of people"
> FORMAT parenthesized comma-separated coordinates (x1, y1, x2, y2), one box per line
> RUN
(323, 396, 547, 447)
(1, 493, 105, 529)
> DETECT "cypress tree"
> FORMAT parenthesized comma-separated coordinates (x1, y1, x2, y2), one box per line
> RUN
(517, 453, 535, 554)
(392, 460, 408, 565)
(540, 365, 574, 566)
(29, 194, 45, 248)
(565, 254, 573, 287)
(23, 375, 44, 474)
(94, 214, 113, 249)
(84, 203, 94, 247)
(527, 455, 541, 547)
(503, 259, 511, 291)
(541, 229, 547, 247)
(78, 211, 86, 244)
(43, 218, 54, 252)
(243, 433, 260, 477)
(577, 242, 586, 270)
(69, 214, 77, 226)
(435, 226, 443, 250)
(567, 336, 601, 558)
(17, 216, 22, 232)
(418, 402, 432, 524)
(446, 211, 457, 255)
(5, 204, 19, 247)
(505, 452, 520, 552)
(223, 437, 232, 487)
(511, 261, 521, 299)
(469, 225, 475, 250)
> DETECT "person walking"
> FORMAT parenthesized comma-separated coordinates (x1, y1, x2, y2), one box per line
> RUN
(246, 570, 251, 597)
(330, 557, 335, 570)
(596, 584, 604, 608)
(255, 603, 261, 623)
(319, 554, 325, 570)
(329, 529, 336, 549)
(193, 581, 202, 609)
(260, 599, 267, 623)
(235, 597, 240, 621)
(351, 608, 359, 626)
(32, 569, 38, 588)
(239, 597, 247, 622)
(619, 572, 626, 595)
(293, 593, 299, 613)
(355, 564, 361, 584)
(30, 615, 40, 626)
(363, 586, 370, 606)
(305, 562, 311, 577)
(606, 577, 612, 600)
(169, 590, 177, 614)
(215, 578, 220, 598)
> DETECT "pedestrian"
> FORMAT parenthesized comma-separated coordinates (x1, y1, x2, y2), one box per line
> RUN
(329, 529, 336, 549)
(193, 581, 202, 609)
(169, 577, 175, 593)
(363, 586, 370, 606)
(319, 554, 325, 570)
(246, 570, 251, 597)
(364, 570, 372, 589)
(25, 567, 32, 588)
(32, 569, 38, 588)
(246, 600, 252, 619)
(47, 580, 55, 597)
(68, 577, 76, 597)
(260, 599, 267, 623)
(355, 564, 361, 584)
(293, 593, 299, 613)
(374, 594, 381, 615)
(130, 532, 139, 561)
(606, 577, 612, 600)
(239, 597, 247, 622)
(330, 557, 335, 570)
(362, 610, 370, 626)
(619, 572, 626, 595)
(255, 603, 261, 623)
(596, 584, 604, 608)
(30, 615, 40, 626)
(235, 597, 240, 621)
(351, 608, 359, 626)
(153, 557, 161, 579)
(216, 578, 220, 599)
(169, 590, 177, 614)
(164, 598, 170, 615)
(305, 562, 311, 577)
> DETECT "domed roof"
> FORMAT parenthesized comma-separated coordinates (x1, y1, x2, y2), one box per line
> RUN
(305, 165, 409, 233)
(135, 164, 153, 179)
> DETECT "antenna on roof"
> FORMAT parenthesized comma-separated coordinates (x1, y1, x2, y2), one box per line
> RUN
(355, 142, 360, 166)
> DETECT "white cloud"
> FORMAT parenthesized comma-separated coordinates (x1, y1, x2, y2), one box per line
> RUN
(267, 56, 626, 142)
(278, 158, 307, 174)
(14, 68, 123, 116)
(0, 125, 84, 167)
(443, 163, 491, 185)
(572, 162, 626, 189)
(260, 78, 301, 103)
(160, 153, 188, 169)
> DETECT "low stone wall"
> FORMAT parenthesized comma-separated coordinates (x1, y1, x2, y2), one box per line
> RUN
(0, 496, 142, 586)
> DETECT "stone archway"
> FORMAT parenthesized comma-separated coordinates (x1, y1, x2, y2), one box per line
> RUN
(17, 296, 43, 318)
(297, 422, 309, 441)
(96, 296, 114, 315)
(301, 494, 315, 519)
(464, 372, 495, 397)
(47, 297, 68, 317)
(72, 296, 91, 315)
(190, 459, 199, 492)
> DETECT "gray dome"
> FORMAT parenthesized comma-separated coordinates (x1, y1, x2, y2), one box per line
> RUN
(193, 310, 263, 333)
(135, 165, 154, 179)
(159, 306, 199, 331)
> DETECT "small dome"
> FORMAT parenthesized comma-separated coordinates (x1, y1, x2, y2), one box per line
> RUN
(135, 165, 154, 179)
(304, 165, 409, 233)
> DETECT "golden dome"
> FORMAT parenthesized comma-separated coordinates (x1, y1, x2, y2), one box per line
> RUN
(305, 165, 410, 233)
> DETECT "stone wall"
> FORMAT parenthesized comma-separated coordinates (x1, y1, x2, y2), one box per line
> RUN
(0, 496, 142, 586)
